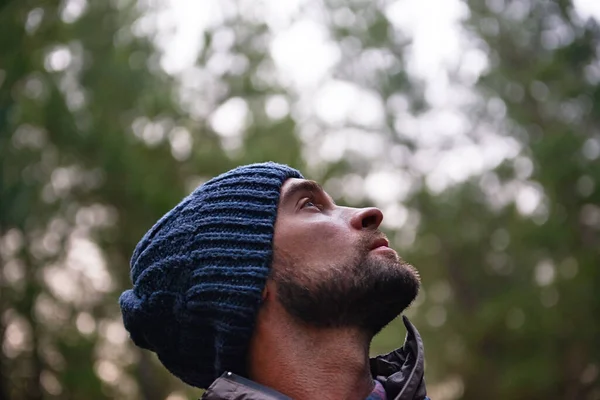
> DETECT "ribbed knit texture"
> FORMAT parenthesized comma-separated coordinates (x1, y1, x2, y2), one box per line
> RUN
(119, 162, 303, 388)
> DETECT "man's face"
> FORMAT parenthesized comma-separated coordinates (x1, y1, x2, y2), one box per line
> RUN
(270, 178, 420, 335)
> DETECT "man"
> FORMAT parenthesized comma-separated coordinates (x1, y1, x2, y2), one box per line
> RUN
(120, 162, 428, 400)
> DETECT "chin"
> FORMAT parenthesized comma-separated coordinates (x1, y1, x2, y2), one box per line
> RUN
(273, 248, 421, 333)
(399, 259, 419, 277)
(374, 250, 418, 276)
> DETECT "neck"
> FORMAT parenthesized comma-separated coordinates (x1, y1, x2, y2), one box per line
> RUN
(247, 303, 374, 400)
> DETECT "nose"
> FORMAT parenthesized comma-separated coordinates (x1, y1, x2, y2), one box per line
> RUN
(350, 207, 384, 231)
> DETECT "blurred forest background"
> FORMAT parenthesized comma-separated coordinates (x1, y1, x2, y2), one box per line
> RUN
(1, 0, 599, 399)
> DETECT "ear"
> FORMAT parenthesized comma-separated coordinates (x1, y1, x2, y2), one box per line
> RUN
(261, 280, 274, 302)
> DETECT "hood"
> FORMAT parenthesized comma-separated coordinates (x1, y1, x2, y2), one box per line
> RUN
(370, 316, 428, 400)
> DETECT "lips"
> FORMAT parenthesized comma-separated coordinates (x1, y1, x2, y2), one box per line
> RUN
(370, 238, 389, 250)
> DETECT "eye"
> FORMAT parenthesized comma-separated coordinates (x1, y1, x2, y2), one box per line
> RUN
(300, 197, 322, 210)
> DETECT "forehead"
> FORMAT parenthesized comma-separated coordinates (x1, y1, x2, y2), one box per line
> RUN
(280, 177, 307, 193)
(279, 178, 323, 199)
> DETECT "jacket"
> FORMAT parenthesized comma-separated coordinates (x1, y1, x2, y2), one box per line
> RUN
(201, 316, 428, 400)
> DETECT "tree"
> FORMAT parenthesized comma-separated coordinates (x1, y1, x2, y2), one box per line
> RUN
(4, 0, 597, 399)
(394, 0, 600, 398)
(0, 0, 315, 397)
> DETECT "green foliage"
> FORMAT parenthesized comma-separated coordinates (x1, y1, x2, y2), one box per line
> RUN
(390, 1, 600, 398)
(1, 0, 599, 399)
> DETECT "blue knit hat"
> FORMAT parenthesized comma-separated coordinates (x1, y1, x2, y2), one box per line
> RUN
(119, 162, 303, 388)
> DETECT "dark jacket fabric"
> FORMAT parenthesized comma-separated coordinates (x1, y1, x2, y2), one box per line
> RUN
(201, 316, 428, 400)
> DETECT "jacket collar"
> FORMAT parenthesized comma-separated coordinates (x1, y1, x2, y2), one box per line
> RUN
(201, 316, 427, 400)
(201, 372, 291, 400)
(369, 316, 428, 400)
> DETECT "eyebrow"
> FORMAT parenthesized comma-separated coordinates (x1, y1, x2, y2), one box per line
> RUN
(280, 180, 334, 206)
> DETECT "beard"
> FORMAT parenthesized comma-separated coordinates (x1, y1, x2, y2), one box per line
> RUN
(271, 239, 420, 336)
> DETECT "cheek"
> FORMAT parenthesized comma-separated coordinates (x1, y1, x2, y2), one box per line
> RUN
(274, 216, 353, 265)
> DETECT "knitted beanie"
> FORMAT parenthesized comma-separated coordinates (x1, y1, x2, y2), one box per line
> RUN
(119, 162, 303, 388)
